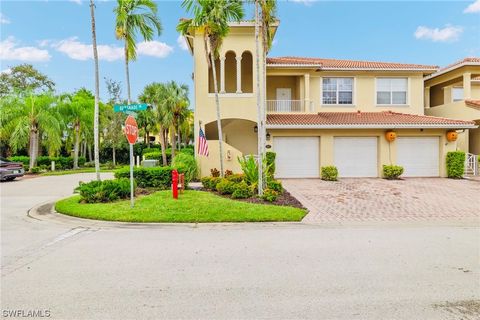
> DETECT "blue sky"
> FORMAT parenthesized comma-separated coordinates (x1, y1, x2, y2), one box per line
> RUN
(1, 0, 479, 103)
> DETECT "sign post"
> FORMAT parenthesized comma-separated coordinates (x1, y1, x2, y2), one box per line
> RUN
(124, 115, 138, 208)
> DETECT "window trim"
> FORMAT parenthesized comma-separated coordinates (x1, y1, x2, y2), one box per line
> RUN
(375, 77, 409, 106)
(320, 76, 355, 106)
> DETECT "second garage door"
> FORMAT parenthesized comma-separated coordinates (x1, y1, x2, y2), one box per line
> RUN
(396, 137, 439, 177)
(334, 137, 378, 177)
(274, 137, 319, 178)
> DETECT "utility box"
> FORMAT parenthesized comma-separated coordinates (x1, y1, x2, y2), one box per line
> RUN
(142, 160, 158, 168)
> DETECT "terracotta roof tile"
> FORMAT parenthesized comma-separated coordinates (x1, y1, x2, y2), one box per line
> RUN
(266, 56, 438, 70)
(465, 99, 480, 111)
(266, 111, 476, 128)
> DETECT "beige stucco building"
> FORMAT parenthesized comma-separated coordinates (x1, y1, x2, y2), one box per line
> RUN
(182, 21, 477, 178)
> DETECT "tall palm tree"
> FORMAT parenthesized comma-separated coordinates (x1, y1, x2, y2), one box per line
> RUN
(177, 0, 244, 177)
(0, 92, 61, 169)
(90, 0, 101, 180)
(114, 0, 162, 104)
(136, 108, 156, 145)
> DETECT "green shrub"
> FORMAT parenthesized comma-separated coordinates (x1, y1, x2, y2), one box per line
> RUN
(446, 151, 465, 178)
(232, 181, 253, 199)
(51, 156, 74, 169)
(321, 166, 338, 181)
(78, 156, 86, 167)
(383, 165, 404, 180)
(238, 155, 258, 184)
(8, 156, 29, 166)
(172, 153, 197, 184)
(201, 176, 221, 190)
(179, 148, 194, 156)
(114, 166, 173, 188)
(215, 179, 236, 195)
(266, 152, 276, 178)
(226, 173, 245, 183)
(261, 188, 278, 202)
(36, 156, 51, 166)
(77, 178, 132, 203)
(84, 161, 95, 167)
(143, 151, 162, 160)
(30, 166, 40, 173)
(267, 179, 283, 193)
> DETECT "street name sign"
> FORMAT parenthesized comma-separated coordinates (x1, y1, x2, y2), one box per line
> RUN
(114, 103, 148, 113)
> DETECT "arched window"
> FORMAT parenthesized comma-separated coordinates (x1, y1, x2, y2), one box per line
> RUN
(241, 51, 253, 93)
(224, 51, 237, 93)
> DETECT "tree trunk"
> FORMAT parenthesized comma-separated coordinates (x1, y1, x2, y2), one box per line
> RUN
(73, 123, 80, 169)
(112, 146, 116, 167)
(177, 125, 182, 150)
(209, 42, 224, 177)
(159, 126, 167, 166)
(90, 0, 101, 181)
(254, 1, 263, 195)
(88, 144, 93, 162)
(29, 126, 39, 170)
(146, 130, 150, 146)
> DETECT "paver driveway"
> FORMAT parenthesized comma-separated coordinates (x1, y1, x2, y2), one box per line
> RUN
(282, 178, 480, 224)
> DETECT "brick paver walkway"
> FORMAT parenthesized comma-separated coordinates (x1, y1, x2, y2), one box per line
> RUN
(282, 178, 480, 224)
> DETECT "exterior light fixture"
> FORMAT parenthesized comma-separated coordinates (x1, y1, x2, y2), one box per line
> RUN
(266, 132, 271, 141)
(254, 125, 258, 133)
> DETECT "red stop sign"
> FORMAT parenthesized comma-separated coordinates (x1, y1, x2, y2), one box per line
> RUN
(124, 115, 138, 144)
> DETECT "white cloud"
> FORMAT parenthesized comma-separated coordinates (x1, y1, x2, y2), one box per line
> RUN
(177, 35, 189, 51)
(464, 0, 480, 13)
(1, 68, 12, 75)
(52, 37, 173, 61)
(69, 0, 82, 5)
(290, 0, 316, 5)
(137, 41, 174, 58)
(414, 25, 463, 42)
(0, 13, 10, 24)
(52, 37, 123, 61)
(0, 37, 51, 62)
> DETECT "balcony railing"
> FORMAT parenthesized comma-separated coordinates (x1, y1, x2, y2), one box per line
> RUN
(266, 100, 312, 113)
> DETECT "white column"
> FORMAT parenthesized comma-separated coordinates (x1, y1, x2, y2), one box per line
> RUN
(304, 73, 310, 112)
(220, 56, 226, 94)
(236, 56, 242, 93)
(424, 87, 430, 109)
(463, 72, 472, 99)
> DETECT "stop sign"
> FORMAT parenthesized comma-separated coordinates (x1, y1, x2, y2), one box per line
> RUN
(124, 115, 138, 144)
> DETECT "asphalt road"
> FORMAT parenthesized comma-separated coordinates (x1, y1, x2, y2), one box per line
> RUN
(1, 174, 479, 320)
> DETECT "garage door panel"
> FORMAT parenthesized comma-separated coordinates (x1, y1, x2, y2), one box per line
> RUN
(334, 137, 378, 177)
(274, 137, 319, 178)
(396, 137, 439, 177)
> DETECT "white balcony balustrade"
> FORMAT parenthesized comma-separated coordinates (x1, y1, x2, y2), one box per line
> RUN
(266, 100, 313, 113)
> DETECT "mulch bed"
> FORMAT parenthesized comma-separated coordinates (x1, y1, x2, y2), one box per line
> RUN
(199, 188, 306, 210)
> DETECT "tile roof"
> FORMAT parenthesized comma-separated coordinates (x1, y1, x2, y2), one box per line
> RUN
(425, 57, 480, 80)
(266, 111, 476, 128)
(266, 56, 438, 70)
(465, 99, 480, 111)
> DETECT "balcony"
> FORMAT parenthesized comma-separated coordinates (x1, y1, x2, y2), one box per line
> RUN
(266, 100, 313, 113)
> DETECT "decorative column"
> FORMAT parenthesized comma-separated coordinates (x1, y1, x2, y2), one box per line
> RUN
(236, 55, 242, 93)
(424, 87, 430, 109)
(304, 73, 310, 112)
(220, 56, 226, 94)
(463, 72, 472, 99)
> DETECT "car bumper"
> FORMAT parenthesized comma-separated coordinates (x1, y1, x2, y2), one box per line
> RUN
(0, 169, 25, 180)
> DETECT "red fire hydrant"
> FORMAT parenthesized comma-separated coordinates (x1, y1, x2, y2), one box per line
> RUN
(172, 169, 179, 200)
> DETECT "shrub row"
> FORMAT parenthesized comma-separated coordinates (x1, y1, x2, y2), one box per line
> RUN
(76, 178, 132, 203)
(115, 166, 174, 189)
(8, 156, 86, 169)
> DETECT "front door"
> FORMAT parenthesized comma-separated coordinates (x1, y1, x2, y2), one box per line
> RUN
(276, 88, 292, 112)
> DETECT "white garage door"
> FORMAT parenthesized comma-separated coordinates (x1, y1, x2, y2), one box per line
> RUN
(396, 137, 439, 177)
(334, 137, 378, 177)
(274, 137, 319, 178)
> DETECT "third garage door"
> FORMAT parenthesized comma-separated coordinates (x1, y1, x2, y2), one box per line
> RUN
(396, 137, 439, 177)
(334, 137, 378, 177)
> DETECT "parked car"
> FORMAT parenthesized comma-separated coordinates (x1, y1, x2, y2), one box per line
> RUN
(0, 157, 25, 181)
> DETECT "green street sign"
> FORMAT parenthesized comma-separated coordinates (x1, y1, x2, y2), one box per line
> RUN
(114, 103, 148, 113)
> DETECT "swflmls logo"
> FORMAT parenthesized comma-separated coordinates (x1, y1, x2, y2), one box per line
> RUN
(2, 309, 51, 318)
(113, 103, 148, 113)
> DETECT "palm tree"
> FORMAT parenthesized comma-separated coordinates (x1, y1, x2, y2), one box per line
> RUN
(114, 0, 162, 104)
(177, 0, 244, 177)
(139, 82, 170, 165)
(60, 89, 94, 169)
(0, 92, 61, 170)
(136, 108, 156, 145)
(90, 0, 101, 181)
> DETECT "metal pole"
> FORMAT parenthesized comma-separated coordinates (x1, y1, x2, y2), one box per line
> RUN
(130, 143, 134, 208)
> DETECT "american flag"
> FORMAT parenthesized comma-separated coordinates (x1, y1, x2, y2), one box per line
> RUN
(197, 127, 209, 156)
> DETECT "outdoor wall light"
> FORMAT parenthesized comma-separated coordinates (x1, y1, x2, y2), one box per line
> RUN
(266, 132, 271, 141)
(254, 125, 258, 133)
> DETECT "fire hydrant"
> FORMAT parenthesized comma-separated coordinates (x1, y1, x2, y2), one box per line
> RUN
(172, 169, 179, 200)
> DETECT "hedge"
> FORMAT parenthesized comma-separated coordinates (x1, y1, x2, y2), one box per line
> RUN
(114, 166, 174, 189)
(446, 151, 465, 179)
(383, 165, 404, 180)
(8, 155, 85, 169)
(76, 179, 132, 203)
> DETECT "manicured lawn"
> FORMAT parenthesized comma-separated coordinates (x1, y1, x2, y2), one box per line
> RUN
(55, 190, 307, 223)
